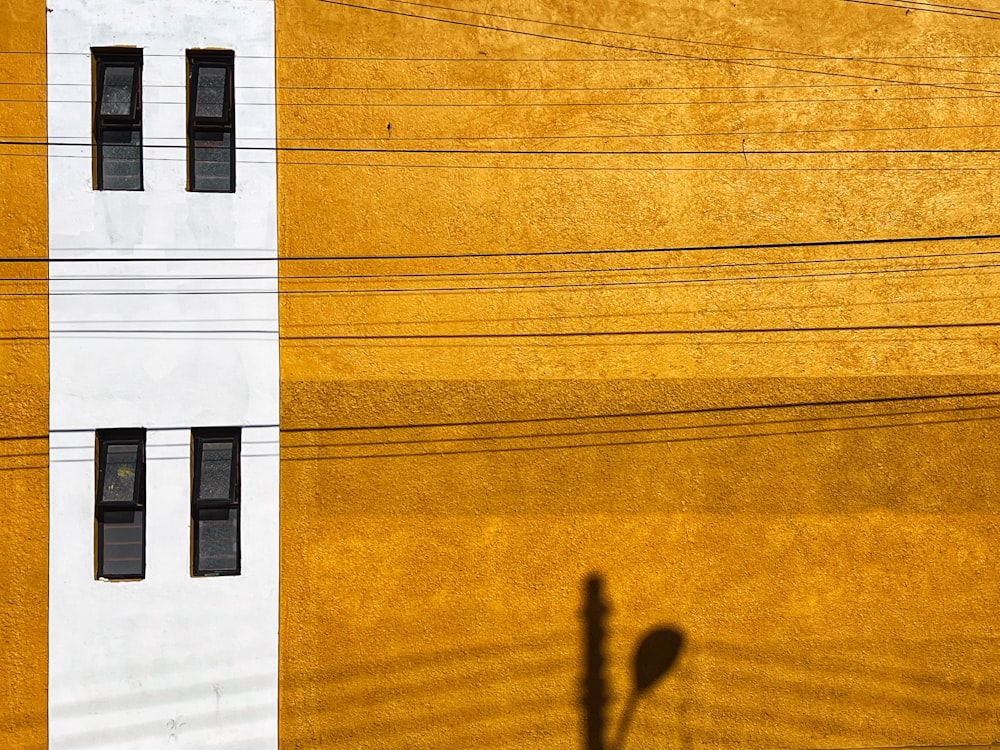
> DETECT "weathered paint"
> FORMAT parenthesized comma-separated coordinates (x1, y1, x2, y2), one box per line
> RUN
(46, 0, 278, 746)
(277, 0, 1000, 747)
(0, 0, 48, 746)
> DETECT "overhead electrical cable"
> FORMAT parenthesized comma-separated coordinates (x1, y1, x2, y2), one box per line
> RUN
(3, 261, 999, 298)
(372, 0, 1000, 81)
(4, 151, 1000, 171)
(5, 138, 1000, 156)
(8, 91, 1000, 105)
(842, 0, 1000, 20)
(5, 247, 1000, 284)
(3, 232, 1000, 264)
(312, 0, 1000, 97)
(12, 80, 1000, 91)
(9, 121, 1000, 143)
(0, 320, 996, 340)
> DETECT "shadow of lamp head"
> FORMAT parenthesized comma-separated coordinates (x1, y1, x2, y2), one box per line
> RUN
(613, 626, 685, 750)
(633, 627, 683, 695)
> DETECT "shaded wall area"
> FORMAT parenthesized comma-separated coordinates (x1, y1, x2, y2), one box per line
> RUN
(279, 376, 1000, 749)
(276, 0, 1000, 747)
(0, 0, 48, 745)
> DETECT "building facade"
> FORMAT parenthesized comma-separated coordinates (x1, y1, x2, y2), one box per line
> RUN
(2, 0, 1000, 747)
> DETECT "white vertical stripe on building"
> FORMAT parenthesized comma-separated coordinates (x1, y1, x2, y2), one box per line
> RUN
(47, 0, 278, 746)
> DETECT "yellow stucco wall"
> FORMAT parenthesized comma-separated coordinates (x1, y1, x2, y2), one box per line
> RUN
(0, 0, 48, 746)
(276, 1, 1000, 747)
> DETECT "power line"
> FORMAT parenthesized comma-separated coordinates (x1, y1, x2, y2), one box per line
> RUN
(277, 390, 1000, 432)
(5, 49, 1000, 61)
(8, 90, 1000, 106)
(3, 232, 999, 264)
(281, 403, 1000, 450)
(4, 151, 1000, 171)
(272, 320, 1000, 338)
(13, 120, 1000, 144)
(6, 247, 1000, 284)
(313, 0, 1000, 98)
(842, 0, 1000, 21)
(3, 320, 993, 339)
(7, 138, 1000, 156)
(2, 261, 998, 299)
(12, 80, 1000, 91)
(4, 393, 999, 461)
(892, 0, 1000, 16)
(3, 233, 1000, 265)
(372, 0, 1000, 83)
(277, 411, 1000, 460)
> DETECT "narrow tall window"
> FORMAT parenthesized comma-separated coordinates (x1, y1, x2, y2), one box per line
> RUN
(191, 428, 241, 576)
(96, 429, 146, 580)
(187, 50, 235, 192)
(93, 48, 143, 190)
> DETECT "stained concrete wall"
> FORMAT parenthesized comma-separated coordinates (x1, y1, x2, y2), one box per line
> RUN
(274, 0, 1000, 748)
(0, 0, 48, 746)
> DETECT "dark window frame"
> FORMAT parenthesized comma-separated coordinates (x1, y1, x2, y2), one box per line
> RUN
(191, 427, 241, 577)
(92, 47, 143, 191)
(186, 49, 236, 193)
(95, 428, 146, 580)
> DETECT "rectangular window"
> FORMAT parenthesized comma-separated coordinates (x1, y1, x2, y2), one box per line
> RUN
(96, 429, 146, 580)
(191, 428, 241, 576)
(93, 48, 143, 191)
(187, 50, 235, 193)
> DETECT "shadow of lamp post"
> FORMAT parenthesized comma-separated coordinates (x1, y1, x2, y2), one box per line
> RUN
(583, 574, 684, 750)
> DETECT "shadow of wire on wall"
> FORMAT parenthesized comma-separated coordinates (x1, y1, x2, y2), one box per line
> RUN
(583, 574, 684, 750)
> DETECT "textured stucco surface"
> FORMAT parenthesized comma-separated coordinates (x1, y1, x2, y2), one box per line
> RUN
(276, 1, 1000, 747)
(0, 0, 48, 746)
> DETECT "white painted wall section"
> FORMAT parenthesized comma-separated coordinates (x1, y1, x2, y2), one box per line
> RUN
(47, 0, 278, 747)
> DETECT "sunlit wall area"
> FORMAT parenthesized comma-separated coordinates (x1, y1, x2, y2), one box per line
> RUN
(275, 0, 1000, 748)
(0, 0, 48, 746)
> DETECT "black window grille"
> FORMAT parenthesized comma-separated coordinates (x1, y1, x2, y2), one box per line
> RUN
(96, 429, 146, 579)
(93, 48, 143, 190)
(187, 50, 235, 192)
(191, 428, 241, 576)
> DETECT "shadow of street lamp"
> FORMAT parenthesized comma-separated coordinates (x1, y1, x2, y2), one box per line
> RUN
(582, 574, 684, 750)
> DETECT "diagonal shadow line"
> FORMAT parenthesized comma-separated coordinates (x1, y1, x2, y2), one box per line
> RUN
(282, 697, 570, 750)
(280, 402, 1000, 451)
(699, 639, 1000, 691)
(277, 412, 1000, 461)
(683, 693, 1000, 739)
(683, 660, 1000, 720)
(295, 653, 573, 713)
(0, 463, 47, 472)
(281, 632, 575, 683)
(302, 691, 567, 746)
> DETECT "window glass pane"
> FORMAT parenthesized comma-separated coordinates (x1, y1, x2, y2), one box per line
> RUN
(100, 129, 141, 191)
(99, 509, 144, 578)
(192, 130, 232, 192)
(101, 65, 135, 117)
(101, 442, 139, 502)
(198, 440, 234, 500)
(196, 508, 239, 573)
(195, 66, 227, 119)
